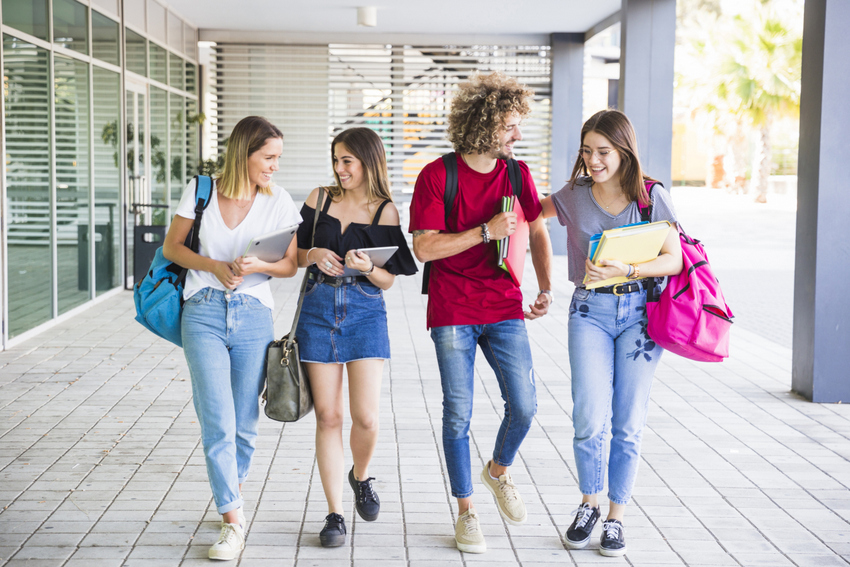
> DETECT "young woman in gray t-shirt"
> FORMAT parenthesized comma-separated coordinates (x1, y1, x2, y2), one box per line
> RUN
(540, 109, 683, 557)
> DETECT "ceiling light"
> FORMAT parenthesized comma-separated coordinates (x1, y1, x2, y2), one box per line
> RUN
(357, 6, 377, 27)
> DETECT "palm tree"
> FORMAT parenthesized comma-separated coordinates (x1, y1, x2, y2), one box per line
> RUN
(678, 0, 802, 201)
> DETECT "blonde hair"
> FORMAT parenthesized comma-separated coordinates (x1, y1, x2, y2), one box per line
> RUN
(216, 116, 282, 199)
(327, 127, 393, 203)
(447, 71, 533, 155)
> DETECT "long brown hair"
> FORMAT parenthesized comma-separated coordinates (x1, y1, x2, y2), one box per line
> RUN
(217, 116, 283, 199)
(327, 127, 393, 203)
(569, 109, 656, 206)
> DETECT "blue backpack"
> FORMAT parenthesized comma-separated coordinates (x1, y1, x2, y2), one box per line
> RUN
(133, 176, 213, 346)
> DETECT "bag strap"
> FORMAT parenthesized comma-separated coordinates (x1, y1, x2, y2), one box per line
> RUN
(638, 180, 656, 223)
(506, 158, 522, 199)
(172, 175, 213, 282)
(286, 188, 324, 343)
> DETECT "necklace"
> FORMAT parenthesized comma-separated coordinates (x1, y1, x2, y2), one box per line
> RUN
(593, 183, 625, 210)
(228, 192, 256, 209)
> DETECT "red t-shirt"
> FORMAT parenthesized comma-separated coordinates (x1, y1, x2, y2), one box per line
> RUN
(408, 154, 542, 329)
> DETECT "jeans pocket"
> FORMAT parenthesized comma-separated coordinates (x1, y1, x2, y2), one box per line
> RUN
(184, 290, 206, 306)
(354, 282, 382, 299)
(303, 280, 319, 297)
(569, 288, 592, 318)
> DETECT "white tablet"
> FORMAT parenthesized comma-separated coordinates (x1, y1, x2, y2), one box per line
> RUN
(341, 246, 399, 276)
(242, 224, 299, 263)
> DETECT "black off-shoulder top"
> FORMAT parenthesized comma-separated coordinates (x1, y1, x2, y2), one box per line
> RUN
(297, 194, 418, 276)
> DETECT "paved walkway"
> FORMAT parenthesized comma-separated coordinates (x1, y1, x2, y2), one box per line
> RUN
(2, 189, 848, 567)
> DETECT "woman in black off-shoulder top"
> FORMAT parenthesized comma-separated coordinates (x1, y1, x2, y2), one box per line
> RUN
(295, 128, 416, 547)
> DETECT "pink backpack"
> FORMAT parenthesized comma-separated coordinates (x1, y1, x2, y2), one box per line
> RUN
(639, 182, 733, 362)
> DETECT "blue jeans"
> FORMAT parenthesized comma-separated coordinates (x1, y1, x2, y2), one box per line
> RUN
(181, 288, 273, 514)
(568, 287, 663, 505)
(431, 319, 537, 498)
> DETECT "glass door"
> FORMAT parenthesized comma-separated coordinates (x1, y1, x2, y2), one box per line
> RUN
(124, 79, 150, 287)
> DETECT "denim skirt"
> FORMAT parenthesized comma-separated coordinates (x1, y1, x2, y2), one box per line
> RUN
(296, 278, 390, 363)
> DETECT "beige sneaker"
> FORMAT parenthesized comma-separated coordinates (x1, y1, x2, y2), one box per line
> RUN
(480, 460, 527, 525)
(209, 522, 245, 561)
(455, 508, 487, 553)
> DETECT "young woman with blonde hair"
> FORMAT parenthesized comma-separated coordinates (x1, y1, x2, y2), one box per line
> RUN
(296, 127, 416, 547)
(163, 115, 301, 560)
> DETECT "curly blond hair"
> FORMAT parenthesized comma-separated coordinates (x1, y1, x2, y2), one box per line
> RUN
(447, 71, 533, 155)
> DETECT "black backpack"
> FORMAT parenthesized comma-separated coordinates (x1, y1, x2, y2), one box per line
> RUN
(420, 152, 522, 294)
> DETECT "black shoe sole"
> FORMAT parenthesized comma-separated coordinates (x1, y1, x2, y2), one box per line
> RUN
(319, 532, 346, 547)
(348, 471, 379, 521)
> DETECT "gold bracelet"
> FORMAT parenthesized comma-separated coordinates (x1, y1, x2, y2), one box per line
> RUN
(628, 263, 640, 280)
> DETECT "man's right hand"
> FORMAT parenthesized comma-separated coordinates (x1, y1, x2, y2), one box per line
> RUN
(487, 210, 518, 241)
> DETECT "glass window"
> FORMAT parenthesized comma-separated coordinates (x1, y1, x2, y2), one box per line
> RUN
(169, 53, 185, 91)
(185, 60, 197, 96)
(149, 86, 169, 223)
(91, 10, 120, 66)
(125, 28, 147, 77)
(2, 0, 49, 41)
(54, 54, 91, 314)
(170, 93, 185, 205)
(92, 67, 122, 293)
(3, 34, 52, 337)
(186, 98, 199, 182)
(149, 42, 167, 85)
(53, 0, 88, 55)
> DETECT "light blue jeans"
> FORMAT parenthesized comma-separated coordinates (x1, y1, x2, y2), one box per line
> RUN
(568, 287, 662, 505)
(181, 288, 273, 514)
(431, 319, 537, 498)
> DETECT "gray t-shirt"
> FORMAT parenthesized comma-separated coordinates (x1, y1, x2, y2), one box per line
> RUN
(550, 176, 678, 287)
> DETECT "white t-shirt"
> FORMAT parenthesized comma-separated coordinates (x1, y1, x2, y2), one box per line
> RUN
(175, 178, 302, 309)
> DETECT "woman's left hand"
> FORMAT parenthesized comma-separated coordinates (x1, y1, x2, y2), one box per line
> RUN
(584, 258, 630, 283)
(231, 255, 267, 277)
(344, 250, 373, 274)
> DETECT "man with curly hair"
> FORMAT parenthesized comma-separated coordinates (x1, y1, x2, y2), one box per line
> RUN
(409, 71, 553, 553)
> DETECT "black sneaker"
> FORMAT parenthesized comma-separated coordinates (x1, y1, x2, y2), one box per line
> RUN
(599, 519, 627, 557)
(564, 502, 600, 549)
(348, 467, 380, 521)
(319, 513, 346, 547)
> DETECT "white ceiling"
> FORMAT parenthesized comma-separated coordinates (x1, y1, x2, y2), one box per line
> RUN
(166, 0, 621, 39)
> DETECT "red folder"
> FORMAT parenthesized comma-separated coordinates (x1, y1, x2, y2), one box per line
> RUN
(501, 200, 528, 286)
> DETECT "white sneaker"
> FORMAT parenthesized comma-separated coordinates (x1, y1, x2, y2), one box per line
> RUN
(455, 508, 487, 554)
(209, 522, 244, 561)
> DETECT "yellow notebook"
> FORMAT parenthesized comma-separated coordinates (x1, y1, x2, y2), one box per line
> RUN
(583, 221, 672, 289)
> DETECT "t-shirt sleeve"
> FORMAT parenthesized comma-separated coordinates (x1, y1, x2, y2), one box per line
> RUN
(175, 177, 201, 219)
(549, 182, 572, 227)
(408, 160, 448, 232)
(650, 184, 678, 225)
(516, 161, 542, 222)
(296, 203, 316, 249)
(274, 189, 303, 230)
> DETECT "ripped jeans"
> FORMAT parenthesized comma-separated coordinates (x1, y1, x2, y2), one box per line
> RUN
(430, 319, 537, 498)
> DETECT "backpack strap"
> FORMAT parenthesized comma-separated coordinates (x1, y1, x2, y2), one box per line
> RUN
(370, 199, 391, 227)
(638, 180, 657, 223)
(506, 158, 523, 199)
(171, 175, 213, 280)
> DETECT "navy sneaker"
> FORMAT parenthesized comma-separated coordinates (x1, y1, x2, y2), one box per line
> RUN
(319, 513, 346, 547)
(599, 519, 627, 557)
(564, 502, 600, 549)
(348, 467, 380, 521)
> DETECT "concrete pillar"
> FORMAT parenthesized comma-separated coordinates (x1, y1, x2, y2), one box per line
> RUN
(548, 33, 583, 255)
(792, 0, 850, 403)
(618, 0, 676, 188)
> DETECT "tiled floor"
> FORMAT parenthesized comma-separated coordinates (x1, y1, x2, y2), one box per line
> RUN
(1, 189, 847, 567)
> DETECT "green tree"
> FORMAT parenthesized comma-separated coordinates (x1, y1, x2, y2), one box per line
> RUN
(678, 0, 802, 201)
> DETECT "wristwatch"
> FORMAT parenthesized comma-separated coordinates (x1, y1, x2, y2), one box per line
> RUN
(538, 290, 554, 304)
